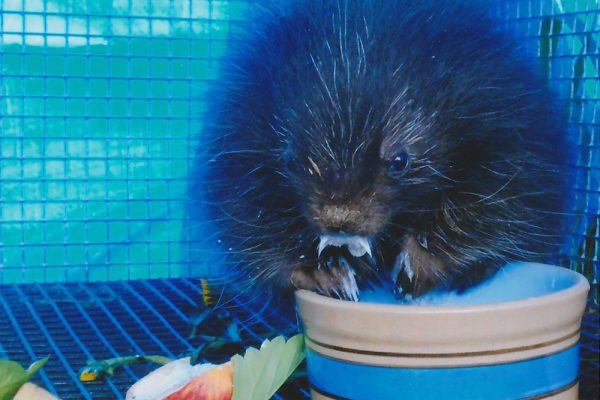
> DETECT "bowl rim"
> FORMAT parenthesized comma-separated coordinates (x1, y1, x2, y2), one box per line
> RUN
(295, 264, 590, 314)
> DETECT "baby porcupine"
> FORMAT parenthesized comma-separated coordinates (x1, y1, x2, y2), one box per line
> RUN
(192, 0, 571, 301)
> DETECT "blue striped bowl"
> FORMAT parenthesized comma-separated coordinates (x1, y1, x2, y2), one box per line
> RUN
(296, 263, 589, 400)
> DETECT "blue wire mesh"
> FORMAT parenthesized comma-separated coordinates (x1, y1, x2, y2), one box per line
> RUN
(0, 1, 598, 399)
(0, 0, 252, 283)
(496, 0, 599, 306)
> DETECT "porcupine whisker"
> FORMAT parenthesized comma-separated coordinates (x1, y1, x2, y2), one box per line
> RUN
(188, 278, 251, 311)
(381, 190, 560, 214)
(236, 292, 275, 326)
(310, 53, 337, 112)
(462, 191, 551, 207)
(421, 143, 438, 156)
(209, 149, 266, 161)
(424, 165, 461, 183)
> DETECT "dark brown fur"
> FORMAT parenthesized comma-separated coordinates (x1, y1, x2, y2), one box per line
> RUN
(191, 0, 571, 300)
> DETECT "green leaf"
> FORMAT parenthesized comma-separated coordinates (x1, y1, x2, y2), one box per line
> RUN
(231, 334, 305, 400)
(0, 356, 49, 400)
(0, 360, 28, 400)
(26, 357, 50, 379)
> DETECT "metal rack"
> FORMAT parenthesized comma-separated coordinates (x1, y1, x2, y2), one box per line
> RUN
(0, 279, 597, 399)
(0, 279, 310, 399)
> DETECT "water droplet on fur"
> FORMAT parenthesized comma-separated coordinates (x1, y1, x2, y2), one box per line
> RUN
(417, 234, 428, 249)
(339, 256, 350, 269)
(326, 256, 335, 269)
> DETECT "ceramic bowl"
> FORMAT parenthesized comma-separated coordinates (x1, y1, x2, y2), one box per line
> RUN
(295, 263, 590, 400)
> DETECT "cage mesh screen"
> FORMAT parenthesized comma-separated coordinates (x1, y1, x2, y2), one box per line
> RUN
(0, 0, 251, 283)
(498, 0, 599, 304)
(0, 0, 598, 297)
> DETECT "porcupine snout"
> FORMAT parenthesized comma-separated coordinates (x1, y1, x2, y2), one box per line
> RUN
(308, 192, 390, 293)
(307, 163, 391, 234)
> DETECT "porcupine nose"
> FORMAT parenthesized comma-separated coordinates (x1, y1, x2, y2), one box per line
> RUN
(317, 169, 363, 231)
(311, 195, 390, 236)
(319, 204, 364, 233)
(311, 167, 385, 234)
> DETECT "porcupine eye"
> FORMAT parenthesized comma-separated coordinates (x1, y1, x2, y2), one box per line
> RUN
(388, 150, 410, 175)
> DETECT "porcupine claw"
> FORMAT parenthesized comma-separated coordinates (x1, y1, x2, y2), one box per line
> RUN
(353, 252, 384, 291)
(317, 246, 359, 301)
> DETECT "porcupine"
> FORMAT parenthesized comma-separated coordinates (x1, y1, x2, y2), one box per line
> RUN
(190, 0, 571, 301)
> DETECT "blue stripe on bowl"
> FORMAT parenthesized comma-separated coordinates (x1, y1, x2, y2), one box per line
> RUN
(307, 344, 579, 400)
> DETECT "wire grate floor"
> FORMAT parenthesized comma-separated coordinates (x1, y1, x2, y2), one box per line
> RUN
(0, 279, 597, 400)
(0, 279, 309, 400)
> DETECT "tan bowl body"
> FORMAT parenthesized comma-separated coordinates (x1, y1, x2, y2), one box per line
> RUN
(296, 265, 589, 399)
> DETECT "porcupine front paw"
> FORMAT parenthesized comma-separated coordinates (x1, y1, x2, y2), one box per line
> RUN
(392, 234, 446, 297)
(291, 245, 368, 301)
(291, 262, 359, 301)
(291, 256, 358, 301)
(291, 243, 385, 301)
